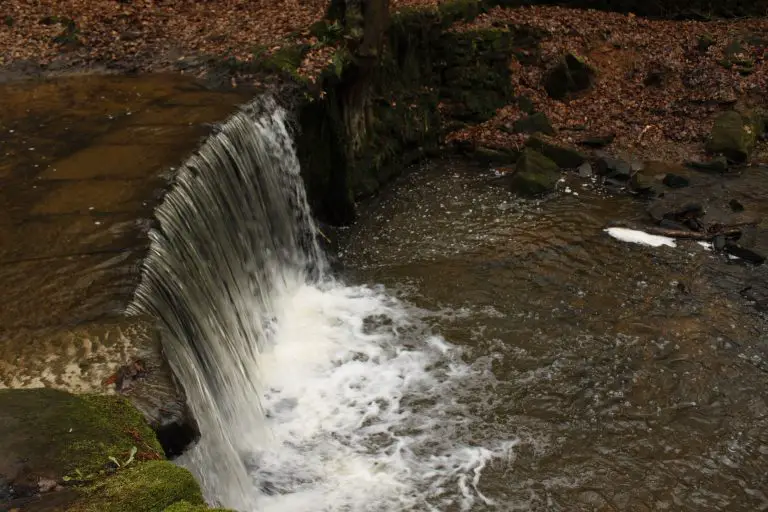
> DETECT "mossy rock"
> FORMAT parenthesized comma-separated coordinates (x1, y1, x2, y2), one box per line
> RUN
(0, 389, 163, 488)
(509, 148, 561, 197)
(525, 134, 586, 168)
(69, 461, 203, 512)
(706, 110, 760, 163)
(163, 500, 235, 512)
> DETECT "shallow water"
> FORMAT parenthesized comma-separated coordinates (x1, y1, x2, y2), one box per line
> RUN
(336, 160, 768, 511)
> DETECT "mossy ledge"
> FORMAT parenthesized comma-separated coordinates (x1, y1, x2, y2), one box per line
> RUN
(0, 389, 228, 511)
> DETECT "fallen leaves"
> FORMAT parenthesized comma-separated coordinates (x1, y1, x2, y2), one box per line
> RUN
(449, 6, 768, 163)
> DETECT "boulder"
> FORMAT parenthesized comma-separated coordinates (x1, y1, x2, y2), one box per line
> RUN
(706, 110, 760, 163)
(525, 134, 586, 168)
(544, 53, 596, 100)
(509, 148, 560, 197)
(595, 155, 631, 180)
(509, 112, 555, 135)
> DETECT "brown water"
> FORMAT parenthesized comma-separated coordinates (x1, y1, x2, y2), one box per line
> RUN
(0, 74, 249, 394)
(341, 160, 768, 511)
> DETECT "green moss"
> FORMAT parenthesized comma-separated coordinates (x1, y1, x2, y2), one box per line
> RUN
(0, 389, 162, 482)
(163, 500, 235, 512)
(70, 461, 203, 512)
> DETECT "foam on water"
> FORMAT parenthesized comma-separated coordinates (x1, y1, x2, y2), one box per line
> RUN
(133, 96, 513, 511)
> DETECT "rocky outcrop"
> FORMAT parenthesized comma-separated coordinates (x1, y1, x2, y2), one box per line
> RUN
(297, 2, 514, 225)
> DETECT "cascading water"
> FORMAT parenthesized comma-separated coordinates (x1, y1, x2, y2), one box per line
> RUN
(130, 97, 513, 511)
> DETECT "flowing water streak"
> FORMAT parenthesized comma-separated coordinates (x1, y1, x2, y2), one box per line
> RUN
(129, 97, 513, 511)
(130, 97, 325, 508)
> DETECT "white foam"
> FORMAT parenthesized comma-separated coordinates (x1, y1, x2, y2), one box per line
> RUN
(604, 227, 677, 248)
(182, 280, 514, 511)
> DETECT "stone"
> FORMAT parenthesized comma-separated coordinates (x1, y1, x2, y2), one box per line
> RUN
(579, 133, 615, 148)
(724, 242, 766, 265)
(595, 155, 631, 180)
(713, 234, 727, 251)
(706, 111, 760, 163)
(662, 173, 690, 189)
(473, 146, 518, 164)
(525, 134, 586, 168)
(544, 53, 596, 100)
(630, 171, 658, 195)
(509, 148, 561, 197)
(729, 199, 745, 212)
(511, 112, 555, 135)
(578, 162, 593, 177)
(685, 156, 729, 173)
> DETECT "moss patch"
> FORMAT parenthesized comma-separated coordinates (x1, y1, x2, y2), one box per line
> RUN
(163, 500, 235, 512)
(69, 461, 203, 512)
(0, 388, 162, 484)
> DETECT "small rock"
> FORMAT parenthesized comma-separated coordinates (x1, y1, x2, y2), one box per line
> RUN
(579, 133, 616, 148)
(525, 134, 586, 168)
(578, 162, 593, 177)
(706, 110, 760, 163)
(544, 52, 596, 100)
(724, 242, 766, 265)
(712, 234, 727, 251)
(630, 172, 658, 194)
(596, 156, 631, 180)
(662, 173, 690, 189)
(684, 156, 729, 173)
(729, 199, 745, 212)
(511, 112, 555, 135)
(509, 148, 561, 197)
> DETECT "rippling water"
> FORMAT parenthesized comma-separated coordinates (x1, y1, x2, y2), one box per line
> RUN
(340, 160, 768, 511)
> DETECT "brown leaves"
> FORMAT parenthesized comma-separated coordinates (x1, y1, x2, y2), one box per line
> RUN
(0, 0, 328, 72)
(448, 5, 768, 163)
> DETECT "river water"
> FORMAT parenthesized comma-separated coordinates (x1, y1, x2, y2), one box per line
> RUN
(2, 75, 767, 511)
(336, 160, 768, 510)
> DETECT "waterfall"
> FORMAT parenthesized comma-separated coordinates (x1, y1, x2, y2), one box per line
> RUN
(130, 97, 512, 511)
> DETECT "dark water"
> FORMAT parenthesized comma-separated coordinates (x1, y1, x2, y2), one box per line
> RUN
(341, 160, 768, 511)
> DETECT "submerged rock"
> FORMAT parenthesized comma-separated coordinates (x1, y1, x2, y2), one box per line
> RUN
(544, 53, 596, 100)
(706, 110, 760, 163)
(509, 148, 560, 196)
(525, 134, 586, 168)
